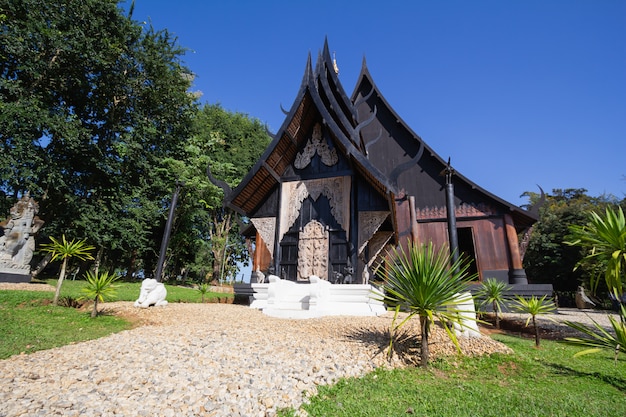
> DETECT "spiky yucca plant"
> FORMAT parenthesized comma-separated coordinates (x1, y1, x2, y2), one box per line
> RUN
(566, 206, 626, 294)
(80, 271, 120, 317)
(511, 295, 556, 347)
(475, 278, 511, 329)
(41, 235, 95, 305)
(198, 282, 210, 303)
(562, 303, 626, 364)
(376, 241, 477, 367)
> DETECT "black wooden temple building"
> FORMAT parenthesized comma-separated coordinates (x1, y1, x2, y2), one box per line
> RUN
(226, 41, 546, 292)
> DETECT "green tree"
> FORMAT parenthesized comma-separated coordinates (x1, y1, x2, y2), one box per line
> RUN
(163, 104, 271, 283)
(376, 242, 477, 367)
(522, 189, 619, 293)
(511, 295, 556, 347)
(0, 0, 196, 274)
(475, 278, 511, 329)
(80, 270, 120, 317)
(40, 235, 95, 305)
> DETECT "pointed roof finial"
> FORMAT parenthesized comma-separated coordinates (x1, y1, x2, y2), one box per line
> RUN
(333, 51, 339, 75)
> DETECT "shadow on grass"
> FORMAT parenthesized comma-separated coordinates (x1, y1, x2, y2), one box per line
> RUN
(542, 361, 626, 392)
(343, 326, 422, 366)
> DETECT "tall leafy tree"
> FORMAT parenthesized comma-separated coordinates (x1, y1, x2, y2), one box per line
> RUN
(0, 0, 197, 273)
(522, 189, 620, 293)
(163, 104, 271, 282)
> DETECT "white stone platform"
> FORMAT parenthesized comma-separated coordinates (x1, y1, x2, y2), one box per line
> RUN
(250, 275, 387, 319)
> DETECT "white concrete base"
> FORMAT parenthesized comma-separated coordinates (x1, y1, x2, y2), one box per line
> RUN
(251, 275, 387, 319)
(449, 291, 481, 338)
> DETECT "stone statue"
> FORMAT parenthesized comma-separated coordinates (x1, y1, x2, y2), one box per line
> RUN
(0, 194, 44, 278)
(134, 278, 168, 308)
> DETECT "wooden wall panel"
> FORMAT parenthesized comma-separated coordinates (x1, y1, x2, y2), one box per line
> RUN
(253, 231, 272, 273)
(416, 217, 511, 273)
(457, 218, 509, 271)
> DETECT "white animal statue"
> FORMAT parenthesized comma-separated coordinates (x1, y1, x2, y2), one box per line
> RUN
(134, 278, 168, 308)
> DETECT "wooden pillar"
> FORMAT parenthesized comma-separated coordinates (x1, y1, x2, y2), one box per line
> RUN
(504, 214, 528, 284)
(253, 231, 271, 273)
(408, 195, 419, 244)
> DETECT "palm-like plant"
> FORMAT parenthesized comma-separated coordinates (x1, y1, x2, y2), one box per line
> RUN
(376, 241, 477, 367)
(562, 206, 626, 362)
(511, 295, 556, 347)
(41, 235, 95, 305)
(475, 278, 511, 329)
(566, 206, 626, 294)
(80, 271, 120, 317)
(562, 303, 626, 364)
(198, 282, 210, 303)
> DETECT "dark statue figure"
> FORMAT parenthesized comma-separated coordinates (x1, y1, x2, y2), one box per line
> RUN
(0, 194, 44, 280)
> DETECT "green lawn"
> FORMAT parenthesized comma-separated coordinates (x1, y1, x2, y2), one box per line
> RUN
(280, 334, 626, 417)
(0, 280, 233, 359)
(41, 278, 234, 303)
(0, 290, 129, 359)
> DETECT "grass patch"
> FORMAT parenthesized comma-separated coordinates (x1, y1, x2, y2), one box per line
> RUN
(0, 290, 130, 359)
(42, 278, 233, 303)
(281, 334, 626, 417)
(1, 280, 233, 359)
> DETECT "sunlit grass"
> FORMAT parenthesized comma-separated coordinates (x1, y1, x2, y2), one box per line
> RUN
(1, 280, 234, 359)
(0, 290, 129, 359)
(42, 278, 233, 303)
(280, 334, 626, 417)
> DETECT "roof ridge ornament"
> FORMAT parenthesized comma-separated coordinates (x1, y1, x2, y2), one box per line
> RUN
(333, 51, 339, 75)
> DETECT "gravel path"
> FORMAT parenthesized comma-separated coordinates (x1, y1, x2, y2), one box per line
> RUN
(0, 284, 620, 417)
(1, 299, 509, 417)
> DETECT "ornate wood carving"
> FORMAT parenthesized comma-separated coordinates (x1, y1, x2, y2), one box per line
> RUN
(357, 211, 389, 255)
(250, 217, 276, 258)
(415, 203, 497, 220)
(294, 123, 338, 169)
(279, 177, 350, 243)
(366, 231, 394, 268)
(297, 220, 329, 280)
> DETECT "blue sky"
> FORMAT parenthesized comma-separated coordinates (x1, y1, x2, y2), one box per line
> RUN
(128, 0, 626, 207)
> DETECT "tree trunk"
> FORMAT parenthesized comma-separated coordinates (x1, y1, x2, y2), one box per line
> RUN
(125, 251, 137, 281)
(52, 258, 68, 305)
(91, 297, 98, 318)
(419, 315, 431, 367)
(93, 247, 104, 277)
(493, 300, 500, 329)
(533, 316, 540, 347)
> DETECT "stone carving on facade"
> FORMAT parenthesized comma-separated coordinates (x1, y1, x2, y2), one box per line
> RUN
(415, 203, 496, 220)
(357, 211, 389, 255)
(294, 123, 338, 169)
(297, 220, 329, 281)
(250, 217, 276, 258)
(279, 177, 350, 243)
(366, 232, 393, 268)
(0, 194, 44, 275)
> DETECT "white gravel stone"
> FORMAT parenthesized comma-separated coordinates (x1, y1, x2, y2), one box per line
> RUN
(5, 299, 610, 416)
